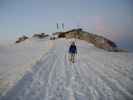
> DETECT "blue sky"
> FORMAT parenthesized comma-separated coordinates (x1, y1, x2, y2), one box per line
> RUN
(0, 0, 133, 51)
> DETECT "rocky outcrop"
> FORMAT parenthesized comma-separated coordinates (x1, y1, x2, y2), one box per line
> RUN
(55, 28, 125, 52)
(15, 35, 28, 43)
(33, 33, 49, 39)
(85, 33, 117, 51)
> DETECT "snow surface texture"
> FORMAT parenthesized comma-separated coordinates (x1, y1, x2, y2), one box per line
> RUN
(0, 38, 51, 95)
(0, 38, 133, 100)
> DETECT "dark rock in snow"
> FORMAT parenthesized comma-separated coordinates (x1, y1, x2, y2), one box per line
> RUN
(15, 35, 28, 43)
(33, 33, 49, 39)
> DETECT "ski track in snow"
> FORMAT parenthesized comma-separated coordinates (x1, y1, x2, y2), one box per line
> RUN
(1, 39, 133, 100)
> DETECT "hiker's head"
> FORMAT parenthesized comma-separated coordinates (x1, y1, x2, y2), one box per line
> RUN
(72, 41, 75, 45)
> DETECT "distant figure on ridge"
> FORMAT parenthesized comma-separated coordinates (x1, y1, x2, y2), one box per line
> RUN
(69, 41, 77, 63)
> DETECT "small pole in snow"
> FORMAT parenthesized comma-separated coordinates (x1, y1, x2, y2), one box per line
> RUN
(56, 23, 59, 31)
(62, 23, 64, 32)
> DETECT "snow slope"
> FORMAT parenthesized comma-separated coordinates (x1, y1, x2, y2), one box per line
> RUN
(0, 38, 51, 95)
(1, 38, 133, 100)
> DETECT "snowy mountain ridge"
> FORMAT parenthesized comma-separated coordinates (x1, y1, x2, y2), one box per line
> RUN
(0, 38, 133, 100)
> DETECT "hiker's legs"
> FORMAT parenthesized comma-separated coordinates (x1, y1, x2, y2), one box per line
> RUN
(71, 54, 75, 63)
(69, 53, 75, 63)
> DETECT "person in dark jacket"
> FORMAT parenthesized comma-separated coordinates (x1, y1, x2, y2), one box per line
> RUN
(69, 41, 77, 63)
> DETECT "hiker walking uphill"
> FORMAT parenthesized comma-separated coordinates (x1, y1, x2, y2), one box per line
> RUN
(69, 41, 77, 63)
